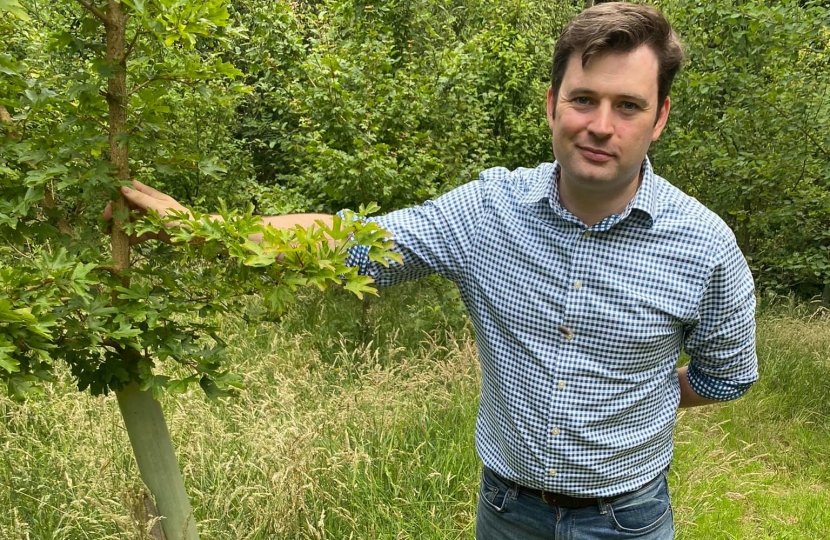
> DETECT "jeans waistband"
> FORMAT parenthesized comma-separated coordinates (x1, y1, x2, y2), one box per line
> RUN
(484, 467, 664, 510)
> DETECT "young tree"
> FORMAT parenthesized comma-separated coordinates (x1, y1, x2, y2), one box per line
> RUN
(0, 1, 396, 538)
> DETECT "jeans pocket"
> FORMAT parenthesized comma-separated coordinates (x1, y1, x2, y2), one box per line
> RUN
(479, 467, 515, 513)
(606, 474, 672, 534)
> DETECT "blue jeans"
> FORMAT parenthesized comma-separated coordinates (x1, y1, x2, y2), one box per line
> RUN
(476, 467, 674, 539)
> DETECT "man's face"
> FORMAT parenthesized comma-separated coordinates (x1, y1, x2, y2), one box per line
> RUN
(547, 45, 670, 196)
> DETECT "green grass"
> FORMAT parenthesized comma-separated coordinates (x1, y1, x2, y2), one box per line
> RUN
(1, 283, 829, 539)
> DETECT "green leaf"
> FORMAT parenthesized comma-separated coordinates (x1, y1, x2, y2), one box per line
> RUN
(197, 157, 227, 179)
(0, 350, 19, 374)
(71, 262, 98, 282)
(199, 375, 222, 400)
(0, 54, 27, 75)
(243, 252, 276, 267)
(109, 323, 142, 341)
(0, 0, 30, 21)
(342, 274, 378, 299)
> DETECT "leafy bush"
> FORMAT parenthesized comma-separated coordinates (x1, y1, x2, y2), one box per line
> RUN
(654, 0, 830, 299)
(232, 0, 574, 212)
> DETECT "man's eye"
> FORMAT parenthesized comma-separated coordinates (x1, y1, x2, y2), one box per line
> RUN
(573, 97, 592, 105)
(620, 101, 639, 111)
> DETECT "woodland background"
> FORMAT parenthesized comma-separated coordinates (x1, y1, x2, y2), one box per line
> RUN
(3, 0, 828, 300)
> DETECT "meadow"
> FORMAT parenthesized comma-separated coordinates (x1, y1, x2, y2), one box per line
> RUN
(2, 280, 829, 539)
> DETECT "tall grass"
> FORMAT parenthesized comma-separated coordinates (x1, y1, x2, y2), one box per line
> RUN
(1, 283, 828, 539)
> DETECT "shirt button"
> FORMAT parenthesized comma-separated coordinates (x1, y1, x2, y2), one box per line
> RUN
(549, 469, 557, 477)
(583, 231, 592, 238)
(574, 280, 582, 290)
(558, 380, 566, 389)
(551, 427, 560, 436)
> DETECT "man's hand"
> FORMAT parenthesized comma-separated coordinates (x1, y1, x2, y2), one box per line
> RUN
(103, 180, 192, 244)
(104, 180, 192, 221)
(677, 365, 719, 408)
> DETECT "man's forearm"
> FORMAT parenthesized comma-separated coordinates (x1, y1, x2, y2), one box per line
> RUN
(259, 214, 333, 230)
(677, 365, 719, 408)
(110, 181, 336, 246)
(254, 214, 333, 243)
(205, 213, 334, 244)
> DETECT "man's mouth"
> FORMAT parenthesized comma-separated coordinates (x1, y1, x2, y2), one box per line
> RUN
(577, 145, 615, 162)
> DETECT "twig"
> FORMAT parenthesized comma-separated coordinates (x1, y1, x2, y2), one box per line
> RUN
(80, 113, 109, 132)
(768, 100, 830, 161)
(125, 29, 144, 60)
(128, 76, 193, 97)
(74, 0, 108, 24)
(97, 265, 122, 276)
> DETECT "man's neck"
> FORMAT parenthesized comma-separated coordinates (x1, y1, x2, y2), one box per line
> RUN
(558, 174, 642, 228)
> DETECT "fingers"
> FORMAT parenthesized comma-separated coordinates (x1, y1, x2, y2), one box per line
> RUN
(102, 182, 183, 246)
(121, 181, 189, 219)
(130, 179, 172, 201)
(121, 185, 180, 217)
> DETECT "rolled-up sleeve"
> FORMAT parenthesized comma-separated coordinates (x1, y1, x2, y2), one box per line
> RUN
(683, 234, 758, 401)
(343, 179, 485, 287)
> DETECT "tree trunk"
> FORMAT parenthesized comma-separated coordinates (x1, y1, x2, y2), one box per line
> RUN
(822, 282, 830, 309)
(100, 1, 199, 538)
(105, 0, 131, 274)
(117, 383, 198, 540)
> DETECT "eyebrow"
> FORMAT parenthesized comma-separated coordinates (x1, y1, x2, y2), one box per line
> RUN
(565, 87, 651, 107)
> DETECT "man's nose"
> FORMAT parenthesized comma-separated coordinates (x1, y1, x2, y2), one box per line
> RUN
(587, 103, 614, 138)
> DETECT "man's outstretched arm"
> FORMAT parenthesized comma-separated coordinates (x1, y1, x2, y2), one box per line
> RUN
(104, 180, 333, 244)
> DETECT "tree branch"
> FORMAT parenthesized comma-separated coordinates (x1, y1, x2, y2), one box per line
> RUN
(129, 76, 199, 97)
(768, 101, 830, 161)
(74, 0, 108, 24)
(125, 29, 144, 60)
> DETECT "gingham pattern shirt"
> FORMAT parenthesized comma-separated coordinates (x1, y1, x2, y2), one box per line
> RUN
(344, 159, 758, 496)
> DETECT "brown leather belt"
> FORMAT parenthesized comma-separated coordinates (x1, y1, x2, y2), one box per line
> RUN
(486, 467, 624, 509)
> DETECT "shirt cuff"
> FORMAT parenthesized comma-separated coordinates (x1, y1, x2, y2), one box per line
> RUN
(337, 210, 372, 273)
(687, 363, 754, 401)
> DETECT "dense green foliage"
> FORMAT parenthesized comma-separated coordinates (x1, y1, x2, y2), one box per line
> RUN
(232, 0, 574, 213)
(0, 0, 397, 402)
(6, 0, 826, 301)
(653, 0, 830, 298)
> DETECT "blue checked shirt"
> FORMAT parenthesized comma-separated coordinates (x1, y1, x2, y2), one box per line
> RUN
(344, 159, 758, 497)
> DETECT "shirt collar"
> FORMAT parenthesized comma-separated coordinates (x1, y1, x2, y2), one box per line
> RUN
(519, 158, 657, 228)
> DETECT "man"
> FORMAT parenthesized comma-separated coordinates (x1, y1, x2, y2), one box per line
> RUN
(111, 3, 758, 538)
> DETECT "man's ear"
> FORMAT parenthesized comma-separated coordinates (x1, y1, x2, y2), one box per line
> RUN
(546, 87, 557, 129)
(651, 96, 671, 141)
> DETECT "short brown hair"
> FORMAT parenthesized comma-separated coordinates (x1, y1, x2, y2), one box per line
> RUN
(551, 2, 685, 108)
